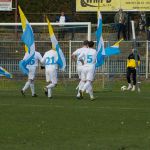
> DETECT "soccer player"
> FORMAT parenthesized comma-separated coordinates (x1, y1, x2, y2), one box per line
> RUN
(21, 51, 42, 97)
(127, 48, 140, 91)
(41, 49, 58, 99)
(78, 41, 97, 100)
(72, 40, 89, 98)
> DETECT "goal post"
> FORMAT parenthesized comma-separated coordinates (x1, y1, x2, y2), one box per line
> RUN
(0, 22, 91, 41)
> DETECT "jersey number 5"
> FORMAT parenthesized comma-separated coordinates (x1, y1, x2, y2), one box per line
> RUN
(87, 55, 92, 63)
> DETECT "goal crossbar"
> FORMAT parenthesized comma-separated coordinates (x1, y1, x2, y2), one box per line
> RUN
(0, 22, 91, 40)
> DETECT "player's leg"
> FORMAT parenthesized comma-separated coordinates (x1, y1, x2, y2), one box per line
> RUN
(29, 67, 37, 97)
(78, 67, 86, 99)
(131, 69, 136, 91)
(127, 68, 132, 90)
(86, 69, 96, 94)
(76, 66, 83, 98)
(44, 69, 49, 96)
(21, 79, 31, 96)
(82, 80, 94, 100)
(44, 69, 51, 98)
(81, 67, 95, 100)
(87, 82, 94, 100)
(118, 23, 121, 40)
(30, 79, 37, 97)
(82, 80, 91, 92)
(122, 24, 127, 40)
(45, 68, 57, 98)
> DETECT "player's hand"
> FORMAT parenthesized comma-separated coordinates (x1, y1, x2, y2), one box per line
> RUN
(41, 66, 45, 69)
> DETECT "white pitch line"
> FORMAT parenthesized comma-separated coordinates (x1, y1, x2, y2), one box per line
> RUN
(0, 103, 149, 111)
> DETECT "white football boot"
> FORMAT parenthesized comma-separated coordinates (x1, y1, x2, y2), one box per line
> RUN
(131, 85, 136, 91)
(127, 83, 132, 90)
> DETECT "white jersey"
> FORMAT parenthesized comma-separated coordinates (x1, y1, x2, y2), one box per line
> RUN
(79, 48, 97, 81)
(23, 51, 42, 68)
(59, 16, 66, 23)
(41, 50, 58, 69)
(72, 47, 88, 66)
(78, 48, 97, 67)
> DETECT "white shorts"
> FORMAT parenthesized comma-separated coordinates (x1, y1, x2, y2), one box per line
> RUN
(28, 67, 36, 80)
(77, 65, 83, 79)
(45, 67, 57, 84)
(81, 65, 95, 81)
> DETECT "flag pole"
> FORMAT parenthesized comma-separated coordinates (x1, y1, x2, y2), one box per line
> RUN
(97, 1, 104, 90)
(131, 20, 141, 92)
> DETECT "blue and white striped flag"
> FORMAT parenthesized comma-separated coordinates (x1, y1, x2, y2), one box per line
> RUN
(0, 67, 12, 79)
(96, 11, 105, 68)
(105, 39, 123, 56)
(18, 6, 35, 75)
(46, 17, 66, 70)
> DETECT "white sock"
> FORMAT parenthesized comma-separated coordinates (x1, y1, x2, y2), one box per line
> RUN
(82, 81, 91, 92)
(77, 80, 82, 95)
(30, 83, 35, 96)
(22, 81, 30, 92)
(86, 84, 92, 93)
(48, 88, 52, 98)
(79, 81, 85, 91)
(46, 83, 56, 98)
(89, 87, 94, 99)
(46, 83, 55, 89)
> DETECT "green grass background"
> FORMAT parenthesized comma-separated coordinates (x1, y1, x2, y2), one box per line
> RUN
(0, 79, 150, 150)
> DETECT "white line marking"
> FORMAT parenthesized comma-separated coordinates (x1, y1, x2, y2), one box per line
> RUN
(0, 103, 149, 111)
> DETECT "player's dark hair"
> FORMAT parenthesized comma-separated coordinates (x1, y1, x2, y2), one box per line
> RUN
(83, 40, 89, 46)
(88, 41, 94, 48)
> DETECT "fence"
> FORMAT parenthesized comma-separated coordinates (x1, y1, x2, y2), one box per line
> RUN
(0, 40, 149, 80)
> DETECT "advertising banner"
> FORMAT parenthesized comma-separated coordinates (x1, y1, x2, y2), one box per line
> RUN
(76, 0, 150, 12)
(0, 0, 12, 11)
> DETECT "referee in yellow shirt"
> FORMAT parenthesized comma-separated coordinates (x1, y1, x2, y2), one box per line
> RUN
(127, 48, 140, 91)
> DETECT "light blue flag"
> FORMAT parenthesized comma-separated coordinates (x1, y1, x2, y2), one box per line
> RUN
(56, 44, 66, 69)
(105, 39, 123, 56)
(47, 18, 66, 70)
(0, 67, 12, 79)
(105, 45, 120, 56)
(19, 22, 35, 75)
(96, 11, 105, 68)
(18, 7, 35, 75)
(21, 24, 34, 54)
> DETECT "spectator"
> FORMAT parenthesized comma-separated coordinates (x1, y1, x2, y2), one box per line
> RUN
(114, 9, 127, 40)
(138, 11, 146, 32)
(56, 11, 69, 40)
(147, 26, 150, 49)
(146, 14, 150, 43)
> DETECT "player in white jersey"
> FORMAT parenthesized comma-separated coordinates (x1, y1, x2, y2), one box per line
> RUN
(41, 49, 58, 99)
(72, 40, 89, 98)
(78, 41, 97, 100)
(21, 51, 42, 97)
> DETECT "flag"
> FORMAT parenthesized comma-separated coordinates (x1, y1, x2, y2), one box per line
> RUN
(96, 11, 105, 68)
(46, 17, 66, 70)
(0, 67, 12, 79)
(18, 6, 35, 75)
(105, 39, 123, 56)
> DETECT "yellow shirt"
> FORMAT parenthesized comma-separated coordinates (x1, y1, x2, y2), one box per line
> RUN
(127, 53, 140, 68)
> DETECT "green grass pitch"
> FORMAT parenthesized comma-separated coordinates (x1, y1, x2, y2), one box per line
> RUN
(0, 80, 150, 150)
